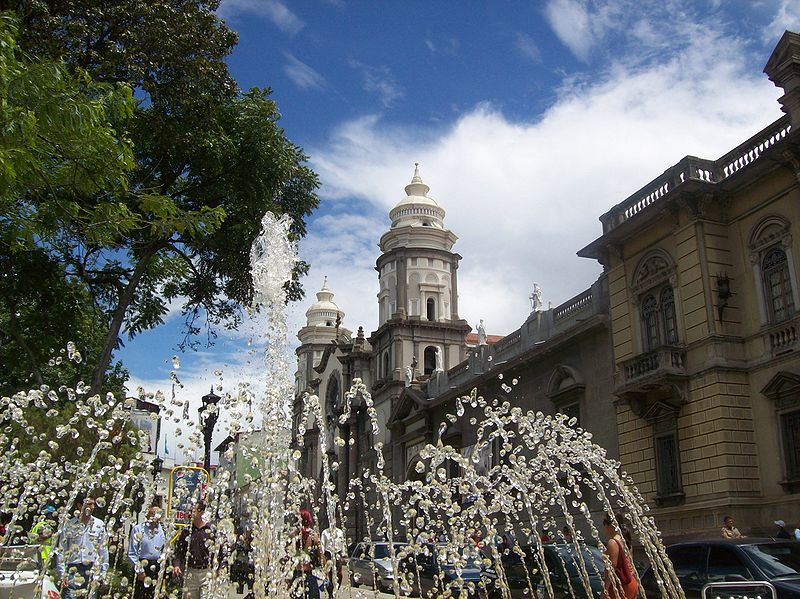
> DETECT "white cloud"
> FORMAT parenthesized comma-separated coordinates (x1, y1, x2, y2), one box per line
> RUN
(218, 0, 304, 36)
(424, 38, 460, 56)
(765, 0, 800, 42)
(283, 53, 327, 90)
(305, 28, 782, 339)
(348, 61, 404, 108)
(515, 32, 542, 63)
(543, 0, 596, 62)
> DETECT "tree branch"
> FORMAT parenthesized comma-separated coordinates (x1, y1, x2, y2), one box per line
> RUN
(90, 240, 166, 394)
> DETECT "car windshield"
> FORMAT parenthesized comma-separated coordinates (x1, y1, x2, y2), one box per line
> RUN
(0, 546, 40, 573)
(550, 545, 606, 576)
(742, 543, 800, 579)
(372, 544, 406, 560)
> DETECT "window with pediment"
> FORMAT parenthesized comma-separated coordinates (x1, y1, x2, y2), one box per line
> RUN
(783, 410, 800, 480)
(633, 251, 680, 352)
(761, 371, 800, 493)
(749, 216, 798, 326)
(642, 400, 685, 506)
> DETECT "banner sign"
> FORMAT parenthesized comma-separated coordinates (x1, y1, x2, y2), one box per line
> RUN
(167, 466, 209, 524)
(129, 409, 157, 453)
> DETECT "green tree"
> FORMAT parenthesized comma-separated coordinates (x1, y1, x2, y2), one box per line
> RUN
(1, 1, 320, 395)
(0, 12, 134, 396)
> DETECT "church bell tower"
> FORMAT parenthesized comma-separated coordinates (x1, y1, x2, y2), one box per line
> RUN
(370, 164, 471, 406)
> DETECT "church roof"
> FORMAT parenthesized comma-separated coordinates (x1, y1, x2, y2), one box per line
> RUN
(465, 333, 505, 345)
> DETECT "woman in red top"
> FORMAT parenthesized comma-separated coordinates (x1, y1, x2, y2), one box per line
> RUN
(601, 513, 638, 599)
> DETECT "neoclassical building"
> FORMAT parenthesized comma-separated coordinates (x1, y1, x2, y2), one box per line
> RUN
(295, 30, 800, 543)
(578, 30, 800, 539)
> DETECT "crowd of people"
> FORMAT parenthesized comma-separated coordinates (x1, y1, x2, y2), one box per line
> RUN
(2, 499, 799, 599)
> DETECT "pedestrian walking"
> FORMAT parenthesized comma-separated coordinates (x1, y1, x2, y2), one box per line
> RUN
(172, 501, 214, 599)
(128, 506, 166, 599)
(721, 515, 744, 539)
(601, 513, 637, 599)
(320, 523, 345, 598)
(55, 496, 109, 599)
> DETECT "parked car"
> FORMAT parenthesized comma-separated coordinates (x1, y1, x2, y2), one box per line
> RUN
(0, 545, 60, 599)
(348, 541, 409, 592)
(482, 543, 605, 599)
(640, 539, 800, 599)
(397, 543, 486, 597)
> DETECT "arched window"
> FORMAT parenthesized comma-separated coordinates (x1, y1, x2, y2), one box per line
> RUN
(633, 250, 680, 353)
(423, 346, 437, 375)
(641, 294, 659, 351)
(763, 247, 795, 323)
(661, 287, 678, 344)
(426, 297, 436, 321)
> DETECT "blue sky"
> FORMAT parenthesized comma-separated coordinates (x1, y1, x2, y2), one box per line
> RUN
(120, 0, 800, 463)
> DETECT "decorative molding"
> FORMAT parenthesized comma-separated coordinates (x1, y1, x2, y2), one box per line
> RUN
(631, 250, 677, 296)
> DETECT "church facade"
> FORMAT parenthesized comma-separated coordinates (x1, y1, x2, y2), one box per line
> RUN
(293, 168, 618, 542)
(294, 30, 800, 544)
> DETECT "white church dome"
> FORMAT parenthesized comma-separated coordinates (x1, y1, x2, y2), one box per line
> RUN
(389, 164, 446, 229)
(305, 277, 344, 327)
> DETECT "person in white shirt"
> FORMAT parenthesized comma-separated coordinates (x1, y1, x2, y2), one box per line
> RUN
(55, 496, 109, 599)
(128, 507, 166, 599)
(320, 525, 346, 598)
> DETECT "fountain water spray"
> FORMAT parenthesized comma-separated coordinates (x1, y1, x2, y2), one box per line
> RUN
(0, 210, 686, 599)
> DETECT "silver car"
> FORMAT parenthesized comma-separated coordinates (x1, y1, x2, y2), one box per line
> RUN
(349, 542, 409, 592)
(0, 546, 60, 599)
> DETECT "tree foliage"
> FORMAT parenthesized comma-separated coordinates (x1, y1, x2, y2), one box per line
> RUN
(0, 12, 133, 396)
(0, 1, 320, 395)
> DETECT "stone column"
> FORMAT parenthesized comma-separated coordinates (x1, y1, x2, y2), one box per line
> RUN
(397, 253, 408, 318)
(450, 257, 460, 319)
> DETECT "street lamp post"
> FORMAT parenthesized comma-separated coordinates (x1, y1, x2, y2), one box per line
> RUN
(199, 387, 221, 473)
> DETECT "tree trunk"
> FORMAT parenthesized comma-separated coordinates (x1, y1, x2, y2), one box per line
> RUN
(90, 243, 162, 395)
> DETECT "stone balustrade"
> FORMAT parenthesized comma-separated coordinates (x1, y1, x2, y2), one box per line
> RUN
(553, 288, 593, 322)
(447, 360, 469, 379)
(622, 346, 687, 384)
(769, 324, 798, 356)
(601, 116, 791, 234)
(428, 279, 609, 395)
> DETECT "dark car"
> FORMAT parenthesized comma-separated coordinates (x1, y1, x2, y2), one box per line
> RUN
(483, 543, 606, 599)
(641, 539, 800, 599)
(398, 543, 486, 597)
